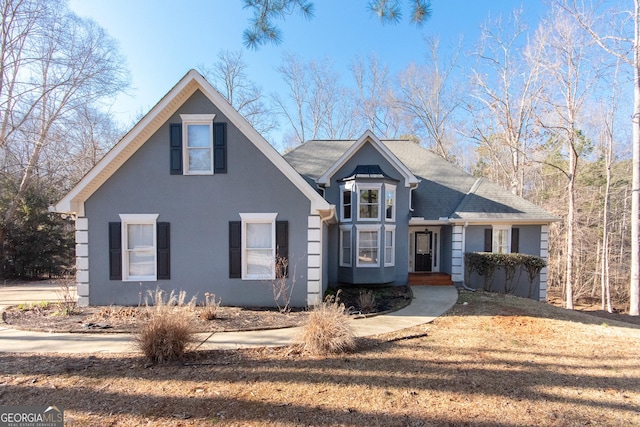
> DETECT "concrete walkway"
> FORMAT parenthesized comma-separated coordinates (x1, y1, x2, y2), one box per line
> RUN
(0, 284, 458, 353)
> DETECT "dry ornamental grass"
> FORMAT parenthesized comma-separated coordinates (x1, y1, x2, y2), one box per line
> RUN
(1, 290, 639, 426)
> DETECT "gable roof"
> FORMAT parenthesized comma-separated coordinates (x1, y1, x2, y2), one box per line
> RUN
(315, 131, 419, 188)
(54, 70, 334, 218)
(285, 138, 557, 224)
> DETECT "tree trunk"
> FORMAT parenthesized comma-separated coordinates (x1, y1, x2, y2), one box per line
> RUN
(631, 0, 640, 316)
(566, 145, 576, 310)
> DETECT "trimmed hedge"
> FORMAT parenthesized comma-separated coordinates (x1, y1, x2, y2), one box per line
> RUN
(464, 252, 546, 297)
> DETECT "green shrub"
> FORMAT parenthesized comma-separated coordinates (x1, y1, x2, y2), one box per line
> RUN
(298, 292, 355, 355)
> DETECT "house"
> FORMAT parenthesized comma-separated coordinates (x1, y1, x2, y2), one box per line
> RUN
(54, 70, 557, 307)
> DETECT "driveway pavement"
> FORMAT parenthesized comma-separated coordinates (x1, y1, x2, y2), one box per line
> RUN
(0, 284, 458, 353)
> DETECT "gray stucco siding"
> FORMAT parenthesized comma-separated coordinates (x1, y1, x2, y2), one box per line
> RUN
(325, 141, 410, 286)
(84, 90, 312, 307)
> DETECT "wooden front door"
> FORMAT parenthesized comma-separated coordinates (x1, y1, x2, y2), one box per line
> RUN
(415, 231, 432, 272)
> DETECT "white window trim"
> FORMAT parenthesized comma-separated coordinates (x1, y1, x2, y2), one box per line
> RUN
(339, 225, 352, 267)
(356, 224, 381, 267)
(180, 113, 216, 175)
(384, 225, 396, 267)
(385, 184, 396, 222)
(240, 213, 278, 280)
(340, 184, 352, 222)
(492, 224, 512, 254)
(119, 214, 159, 282)
(356, 183, 382, 221)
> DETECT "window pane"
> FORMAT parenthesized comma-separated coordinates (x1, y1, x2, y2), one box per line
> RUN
(386, 189, 394, 219)
(358, 248, 378, 264)
(187, 124, 210, 147)
(359, 189, 379, 219)
(342, 190, 351, 219)
(341, 230, 351, 266)
(360, 231, 377, 247)
(343, 191, 351, 205)
(360, 189, 378, 203)
(358, 229, 378, 265)
(385, 230, 393, 246)
(188, 148, 211, 171)
(129, 250, 155, 277)
(127, 224, 153, 249)
(246, 223, 271, 248)
(246, 249, 273, 275)
(360, 204, 378, 219)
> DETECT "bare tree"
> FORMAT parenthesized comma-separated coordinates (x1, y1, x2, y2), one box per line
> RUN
(274, 52, 358, 146)
(558, 0, 640, 315)
(0, 0, 129, 276)
(395, 37, 462, 160)
(466, 9, 542, 196)
(535, 5, 600, 309)
(352, 54, 402, 138)
(199, 50, 278, 137)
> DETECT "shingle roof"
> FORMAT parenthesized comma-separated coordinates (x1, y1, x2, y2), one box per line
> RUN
(284, 138, 557, 223)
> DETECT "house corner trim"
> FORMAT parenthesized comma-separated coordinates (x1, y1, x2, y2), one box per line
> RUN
(451, 225, 464, 283)
(75, 217, 90, 307)
(539, 225, 549, 301)
(306, 215, 323, 306)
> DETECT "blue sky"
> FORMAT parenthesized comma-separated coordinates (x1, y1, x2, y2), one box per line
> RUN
(69, 1, 546, 142)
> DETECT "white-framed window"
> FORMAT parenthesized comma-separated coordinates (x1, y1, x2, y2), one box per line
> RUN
(385, 184, 396, 222)
(181, 114, 215, 175)
(340, 184, 352, 222)
(340, 226, 352, 267)
(119, 214, 158, 281)
(384, 225, 395, 267)
(493, 225, 511, 254)
(357, 183, 381, 221)
(356, 224, 380, 267)
(240, 213, 277, 280)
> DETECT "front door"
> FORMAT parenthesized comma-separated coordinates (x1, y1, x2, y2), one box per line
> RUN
(415, 232, 432, 272)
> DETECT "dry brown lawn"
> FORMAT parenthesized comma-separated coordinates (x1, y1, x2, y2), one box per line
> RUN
(1, 290, 639, 426)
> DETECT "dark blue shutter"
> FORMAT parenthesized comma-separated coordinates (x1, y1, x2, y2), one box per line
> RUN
(170, 123, 182, 175)
(214, 122, 227, 173)
(484, 229, 492, 252)
(511, 228, 519, 253)
(109, 222, 122, 280)
(276, 221, 289, 278)
(157, 222, 170, 279)
(229, 221, 241, 278)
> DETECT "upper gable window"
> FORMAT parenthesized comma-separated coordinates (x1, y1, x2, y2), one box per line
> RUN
(181, 114, 215, 175)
